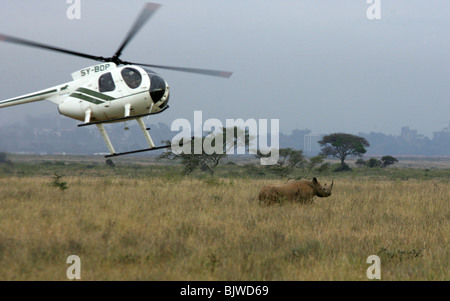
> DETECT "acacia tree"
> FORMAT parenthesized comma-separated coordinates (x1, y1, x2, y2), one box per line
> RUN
(381, 155, 398, 168)
(160, 136, 225, 175)
(159, 126, 252, 175)
(318, 133, 370, 171)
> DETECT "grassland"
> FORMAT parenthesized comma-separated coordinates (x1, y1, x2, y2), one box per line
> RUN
(0, 155, 449, 280)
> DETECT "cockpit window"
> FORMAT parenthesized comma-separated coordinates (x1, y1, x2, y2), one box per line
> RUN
(149, 75, 166, 102)
(99, 72, 115, 92)
(121, 67, 142, 89)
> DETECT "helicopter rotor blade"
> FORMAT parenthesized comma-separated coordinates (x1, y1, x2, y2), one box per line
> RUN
(127, 62, 233, 78)
(0, 33, 105, 62)
(0, 3, 233, 78)
(113, 2, 161, 60)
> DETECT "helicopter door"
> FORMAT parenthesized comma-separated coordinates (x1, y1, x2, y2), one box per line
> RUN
(121, 67, 142, 89)
(97, 72, 117, 116)
(99, 72, 116, 93)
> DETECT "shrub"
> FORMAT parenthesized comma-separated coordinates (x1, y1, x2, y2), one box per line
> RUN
(317, 162, 331, 173)
(381, 155, 398, 167)
(50, 173, 68, 191)
(366, 158, 382, 168)
(334, 163, 352, 172)
(355, 158, 366, 167)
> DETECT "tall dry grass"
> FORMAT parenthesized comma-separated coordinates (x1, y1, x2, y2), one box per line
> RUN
(0, 176, 448, 280)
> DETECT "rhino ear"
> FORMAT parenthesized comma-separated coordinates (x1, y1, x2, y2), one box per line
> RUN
(313, 177, 318, 183)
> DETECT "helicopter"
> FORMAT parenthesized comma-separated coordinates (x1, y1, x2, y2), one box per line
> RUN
(0, 2, 232, 158)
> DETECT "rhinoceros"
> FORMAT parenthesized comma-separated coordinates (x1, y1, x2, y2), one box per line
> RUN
(258, 177, 333, 205)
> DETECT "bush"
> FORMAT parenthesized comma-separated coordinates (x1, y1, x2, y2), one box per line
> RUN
(355, 158, 366, 167)
(50, 173, 68, 191)
(317, 162, 331, 173)
(334, 163, 352, 172)
(366, 158, 382, 168)
(381, 155, 398, 167)
(106, 159, 115, 167)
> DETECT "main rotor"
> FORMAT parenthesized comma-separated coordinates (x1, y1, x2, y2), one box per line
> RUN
(0, 2, 232, 78)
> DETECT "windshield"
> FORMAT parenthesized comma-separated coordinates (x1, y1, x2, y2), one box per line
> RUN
(142, 68, 168, 104)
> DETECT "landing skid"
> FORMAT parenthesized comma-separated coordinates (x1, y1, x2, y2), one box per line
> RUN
(80, 107, 173, 158)
(104, 144, 172, 158)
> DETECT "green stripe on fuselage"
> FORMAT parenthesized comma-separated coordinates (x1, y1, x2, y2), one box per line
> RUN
(70, 93, 104, 105)
(76, 88, 115, 101)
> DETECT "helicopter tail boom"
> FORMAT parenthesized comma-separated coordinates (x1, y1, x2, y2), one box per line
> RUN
(0, 88, 58, 108)
(0, 83, 73, 108)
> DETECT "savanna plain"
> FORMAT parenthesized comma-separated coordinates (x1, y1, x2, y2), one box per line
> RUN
(0, 155, 448, 280)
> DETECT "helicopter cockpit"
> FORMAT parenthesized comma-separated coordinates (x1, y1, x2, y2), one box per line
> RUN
(97, 67, 168, 108)
(143, 68, 169, 107)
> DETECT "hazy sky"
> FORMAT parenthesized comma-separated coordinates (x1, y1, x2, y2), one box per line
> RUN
(0, 0, 449, 138)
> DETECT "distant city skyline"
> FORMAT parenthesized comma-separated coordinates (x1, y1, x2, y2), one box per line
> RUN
(0, 111, 449, 139)
(1, 113, 449, 157)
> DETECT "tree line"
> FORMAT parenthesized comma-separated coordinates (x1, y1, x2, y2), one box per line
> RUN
(157, 130, 398, 177)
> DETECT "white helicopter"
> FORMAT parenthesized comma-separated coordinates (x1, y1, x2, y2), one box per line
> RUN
(0, 2, 232, 158)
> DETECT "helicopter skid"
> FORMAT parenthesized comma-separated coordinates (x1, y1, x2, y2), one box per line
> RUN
(82, 109, 172, 158)
(104, 144, 172, 158)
